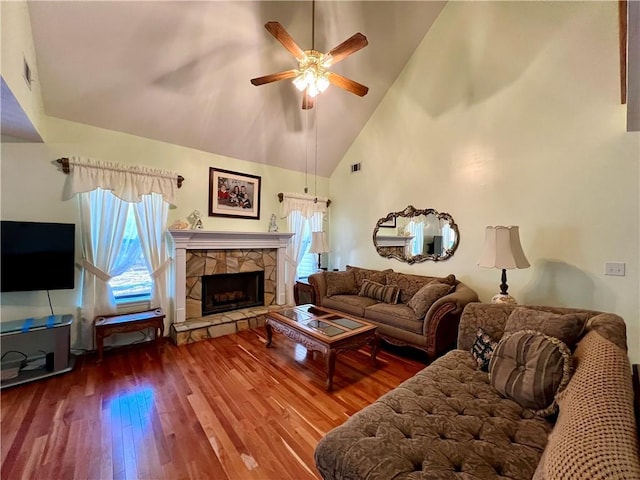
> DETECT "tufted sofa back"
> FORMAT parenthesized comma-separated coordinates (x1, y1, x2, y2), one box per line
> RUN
(457, 303, 610, 351)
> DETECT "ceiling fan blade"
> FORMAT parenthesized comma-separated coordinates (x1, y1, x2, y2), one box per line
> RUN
(327, 72, 369, 97)
(265, 21, 305, 59)
(324, 33, 368, 66)
(302, 90, 315, 110)
(251, 69, 298, 86)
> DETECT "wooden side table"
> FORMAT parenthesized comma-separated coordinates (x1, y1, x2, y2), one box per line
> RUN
(294, 280, 316, 305)
(94, 308, 165, 363)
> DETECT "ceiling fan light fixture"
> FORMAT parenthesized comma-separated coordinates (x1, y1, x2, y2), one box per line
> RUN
(303, 68, 316, 84)
(250, 21, 369, 109)
(317, 73, 330, 93)
(293, 74, 307, 91)
(307, 82, 319, 98)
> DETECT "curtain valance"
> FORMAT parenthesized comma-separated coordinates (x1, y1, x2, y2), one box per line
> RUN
(60, 156, 181, 206)
(279, 192, 329, 219)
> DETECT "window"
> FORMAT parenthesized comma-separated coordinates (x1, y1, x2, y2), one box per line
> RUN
(296, 221, 317, 280)
(108, 206, 153, 303)
(296, 228, 318, 280)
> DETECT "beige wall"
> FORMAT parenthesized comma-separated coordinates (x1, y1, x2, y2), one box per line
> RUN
(330, 1, 640, 362)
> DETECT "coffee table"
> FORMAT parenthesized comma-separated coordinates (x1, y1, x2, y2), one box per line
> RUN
(265, 304, 379, 390)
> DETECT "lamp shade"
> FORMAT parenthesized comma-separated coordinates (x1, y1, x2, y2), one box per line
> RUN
(309, 231, 330, 254)
(478, 226, 530, 269)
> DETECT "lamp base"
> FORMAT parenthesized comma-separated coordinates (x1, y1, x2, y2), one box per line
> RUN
(491, 293, 518, 305)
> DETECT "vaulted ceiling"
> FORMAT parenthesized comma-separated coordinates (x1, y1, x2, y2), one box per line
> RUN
(17, 1, 446, 177)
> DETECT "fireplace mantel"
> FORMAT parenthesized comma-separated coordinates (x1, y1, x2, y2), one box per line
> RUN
(170, 230, 294, 250)
(169, 230, 294, 323)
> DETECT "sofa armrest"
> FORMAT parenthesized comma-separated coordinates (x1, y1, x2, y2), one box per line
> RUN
(308, 272, 326, 306)
(457, 302, 515, 351)
(423, 282, 479, 357)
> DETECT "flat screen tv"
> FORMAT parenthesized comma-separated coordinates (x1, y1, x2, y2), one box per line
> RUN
(1, 221, 75, 292)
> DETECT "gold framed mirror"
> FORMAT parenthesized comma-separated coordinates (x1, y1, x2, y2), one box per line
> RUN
(373, 205, 459, 264)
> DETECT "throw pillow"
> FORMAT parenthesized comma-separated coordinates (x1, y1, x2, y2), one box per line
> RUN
(325, 271, 358, 297)
(406, 282, 453, 318)
(435, 274, 457, 286)
(471, 328, 498, 372)
(385, 272, 432, 304)
(346, 265, 392, 289)
(358, 279, 400, 304)
(489, 330, 572, 417)
(505, 308, 588, 348)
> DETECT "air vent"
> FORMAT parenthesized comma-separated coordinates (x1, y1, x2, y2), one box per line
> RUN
(23, 57, 32, 89)
(350, 163, 362, 173)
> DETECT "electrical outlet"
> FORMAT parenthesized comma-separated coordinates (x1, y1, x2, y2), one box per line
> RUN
(605, 262, 625, 276)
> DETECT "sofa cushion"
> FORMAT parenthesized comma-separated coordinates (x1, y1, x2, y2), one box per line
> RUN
(322, 295, 379, 318)
(406, 282, 453, 318)
(346, 265, 392, 289)
(385, 272, 433, 304)
(490, 330, 572, 417)
(359, 279, 400, 304)
(315, 349, 553, 480)
(325, 271, 358, 296)
(364, 303, 423, 334)
(471, 327, 498, 372)
(386, 272, 456, 304)
(505, 307, 587, 347)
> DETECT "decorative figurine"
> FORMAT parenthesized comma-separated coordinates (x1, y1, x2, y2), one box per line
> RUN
(189, 210, 204, 230)
(169, 219, 189, 230)
(268, 213, 278, 232)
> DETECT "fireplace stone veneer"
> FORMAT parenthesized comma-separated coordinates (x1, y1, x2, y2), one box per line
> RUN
(169, 230, 294, 345)
(185, 249, 272, 319)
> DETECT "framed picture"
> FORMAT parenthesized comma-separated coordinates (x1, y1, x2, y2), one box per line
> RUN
(379, 217, 396, 228)
(209, 167, 261, 219)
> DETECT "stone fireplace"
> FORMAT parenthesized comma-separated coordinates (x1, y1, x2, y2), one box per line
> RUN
(169, 230, 293, 325)
(185, 248, 274, 321)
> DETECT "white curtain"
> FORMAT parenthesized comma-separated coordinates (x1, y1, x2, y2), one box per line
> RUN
(280, 192, 328, 218)
(134, 193, 171, 331)
(286, 211, 307, 304)
(63, 156, 178, 206)
(77, 188, 130, 349)
(281, 193, 328, 304)
(406, 221, 424, 256)
(65, 157, 179, 349)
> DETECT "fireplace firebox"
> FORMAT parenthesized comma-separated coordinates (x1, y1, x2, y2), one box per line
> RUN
(201, 271, 265, 316)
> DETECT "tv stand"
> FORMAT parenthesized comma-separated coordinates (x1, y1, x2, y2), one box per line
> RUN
(0, 314, 75, 389)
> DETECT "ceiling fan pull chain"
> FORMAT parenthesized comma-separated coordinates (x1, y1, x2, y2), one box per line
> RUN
(311, 0, 316, 51)
(304, 104, 309, 193)
(314, 95, 319, 197)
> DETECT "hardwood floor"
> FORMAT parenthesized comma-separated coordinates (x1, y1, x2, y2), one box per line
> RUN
(1, 327, 426, 480)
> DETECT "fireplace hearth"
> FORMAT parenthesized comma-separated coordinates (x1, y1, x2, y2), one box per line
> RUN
(202, 271, 265, 316)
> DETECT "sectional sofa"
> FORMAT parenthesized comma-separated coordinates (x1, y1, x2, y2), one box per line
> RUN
(314, 303, 640, 480)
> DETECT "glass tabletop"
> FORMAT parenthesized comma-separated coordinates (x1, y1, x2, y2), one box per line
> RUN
(276, 305, 368, 337)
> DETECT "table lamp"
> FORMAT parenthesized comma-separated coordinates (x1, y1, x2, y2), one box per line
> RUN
(477, 225, 530, 304)
(309, 231, 330, 270)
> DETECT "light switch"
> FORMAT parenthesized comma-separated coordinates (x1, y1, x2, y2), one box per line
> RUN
(605, 262, 625, 276)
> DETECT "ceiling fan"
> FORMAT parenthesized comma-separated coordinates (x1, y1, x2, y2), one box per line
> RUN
(250, 13, 369, 109)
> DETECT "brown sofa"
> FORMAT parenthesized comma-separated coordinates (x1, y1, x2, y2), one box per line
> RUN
(308, 266, 479, 358)
(314, 303, 640, 480)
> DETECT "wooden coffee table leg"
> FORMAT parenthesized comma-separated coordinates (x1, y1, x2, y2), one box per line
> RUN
(265, 321, 273, 348)
(325, 349, 336, 391)
(370, 335, 380, 367)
